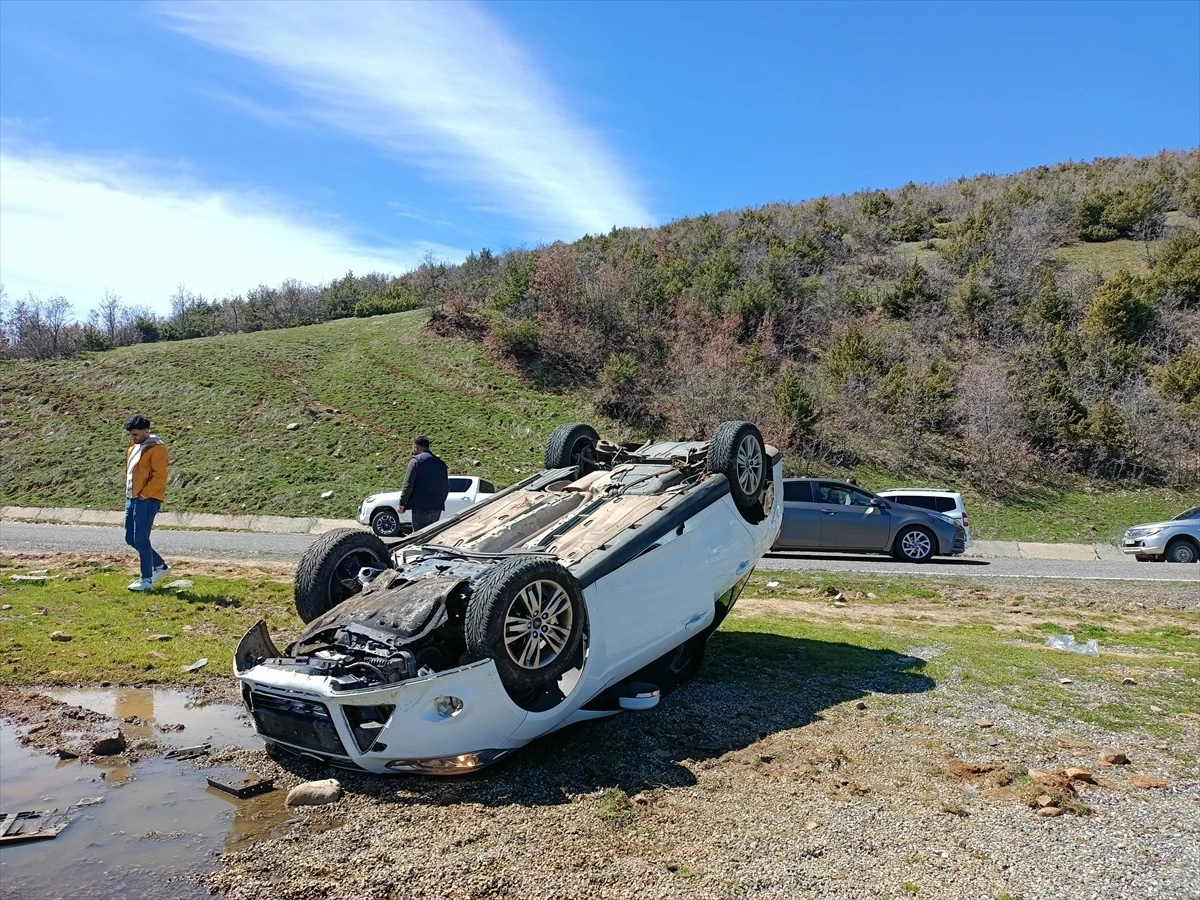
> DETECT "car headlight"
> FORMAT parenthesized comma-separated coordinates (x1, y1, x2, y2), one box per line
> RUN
(1128, 526, 1161, 538)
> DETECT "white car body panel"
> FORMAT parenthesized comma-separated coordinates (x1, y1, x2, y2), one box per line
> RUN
(238, 450, 784, 775)
(877, 488, 972, 547)
(357, 476, 495, 530)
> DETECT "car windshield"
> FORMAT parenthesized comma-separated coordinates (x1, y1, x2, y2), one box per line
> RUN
(1172, 506, 1200, 521)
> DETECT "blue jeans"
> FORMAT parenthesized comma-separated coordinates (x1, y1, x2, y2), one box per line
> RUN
(411, 509, 441, 532)
(125, 498, 165, 579)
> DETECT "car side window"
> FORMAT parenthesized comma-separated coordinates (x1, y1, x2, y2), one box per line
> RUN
(899, 495, 934, 510)
(447, 478, 471, 493)
(783, 481, 812, 503)
(480, 480, 496, 494)
(934, 497, 957, 513)
(819, 483, 872, 506)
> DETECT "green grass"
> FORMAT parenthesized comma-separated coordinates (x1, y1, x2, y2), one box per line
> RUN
(0, 559, 300, 685)
(1051, 239, 1153, 278)
(0, 310, 604, 520)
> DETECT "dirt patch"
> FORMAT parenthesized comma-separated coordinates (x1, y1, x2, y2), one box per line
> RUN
(0, 550, 295, 582)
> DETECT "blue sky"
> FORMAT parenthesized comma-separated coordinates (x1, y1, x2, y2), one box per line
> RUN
(2, 0, 1197, 313)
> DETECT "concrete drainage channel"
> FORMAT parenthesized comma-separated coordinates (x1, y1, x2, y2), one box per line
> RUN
(0, 688, 303, 900)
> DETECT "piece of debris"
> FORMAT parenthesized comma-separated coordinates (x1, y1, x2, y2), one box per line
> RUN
(148, 650, 167, 661)
(181, 658, 208, 673)
(866, 592, 877, 600)
(0, 809, 74, 844)
(1060, 678, 1074, 684)
(1037, 806, 1063, 817)
(49, 631, 73, 642)
(286, 778, 343, 807)
(1122, 676, 1137, 685)
(162, 579, 194, 590)
(207, 772, 275, 799)
(146, 634, 172, 642)
(156, 723, 185, 733)
(11, 575, 57, 582)
(1101, 750, 1130, 766)
(765, 581, 780, 589)
(855, 701, 868, 710)
(975, 719, 993, 728)
(28, 569, 49, 576)
(76, 797, 104, 807)
(165, 744, 211, 761)
(1128, 775, 1169, 789)
(286, 423, 299, 431)
(1, 604, 12, 610)
(320, 491, 334, 499)
(1045, 634, 1099, 656)
(90, 730, 126, 756)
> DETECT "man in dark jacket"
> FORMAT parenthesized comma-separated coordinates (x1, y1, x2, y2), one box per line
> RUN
(398, 434, 449, 532)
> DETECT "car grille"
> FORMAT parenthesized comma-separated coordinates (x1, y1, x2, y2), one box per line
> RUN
(249, 691, 348, 756)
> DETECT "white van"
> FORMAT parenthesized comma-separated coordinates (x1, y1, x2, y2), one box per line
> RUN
(876, 488, 971, 547)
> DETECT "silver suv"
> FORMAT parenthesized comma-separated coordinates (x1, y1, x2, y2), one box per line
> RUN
(1121, 506, 1200, 563)
(773, 478, 967, 562)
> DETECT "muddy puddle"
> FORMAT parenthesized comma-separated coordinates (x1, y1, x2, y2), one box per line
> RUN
(0, 688, 305, 900)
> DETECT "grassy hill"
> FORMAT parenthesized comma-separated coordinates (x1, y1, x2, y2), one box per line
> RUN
(0, 310, 606, 520)
(1, 309, 1192, 542)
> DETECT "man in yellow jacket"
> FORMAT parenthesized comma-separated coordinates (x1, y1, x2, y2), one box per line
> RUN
(124, 414, 170, 591)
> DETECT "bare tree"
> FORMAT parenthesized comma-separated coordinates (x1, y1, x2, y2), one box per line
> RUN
(44, 296, 74, 357)
(97, 289, 122, 342)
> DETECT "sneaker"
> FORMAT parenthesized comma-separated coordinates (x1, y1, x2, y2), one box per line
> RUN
(127, 578, 154, 592)
(151, 565, 171, 585)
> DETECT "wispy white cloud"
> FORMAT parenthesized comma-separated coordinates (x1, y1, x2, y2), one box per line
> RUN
(0, 147, 464, 312)
(158, 0, 653, 239)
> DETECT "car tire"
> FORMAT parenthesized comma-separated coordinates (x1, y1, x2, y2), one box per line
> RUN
(544, 423, 600, 473)
(370, 507, 402, 537)
(1164, 538, 1199, 564)
(893, 526, 936, 563)
(465, 555, 585, 696)
(707, 421, 768, 522)
(294, 528, 391, 623)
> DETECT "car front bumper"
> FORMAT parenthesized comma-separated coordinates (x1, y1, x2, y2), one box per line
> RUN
(238, 655, 528, 775)
(1121, 534, 1169, 556)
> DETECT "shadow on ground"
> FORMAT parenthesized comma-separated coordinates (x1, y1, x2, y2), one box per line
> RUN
(764, 551, 990, 567)
(265, 630, 934, 808)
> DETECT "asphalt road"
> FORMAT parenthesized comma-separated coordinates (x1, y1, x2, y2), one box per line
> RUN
(3, 521, 1199, 585)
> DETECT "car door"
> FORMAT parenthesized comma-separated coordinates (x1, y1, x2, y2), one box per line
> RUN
(817, 482, 892, 550)
(777, 480, 823, 549)
(444, 477, 474, 515)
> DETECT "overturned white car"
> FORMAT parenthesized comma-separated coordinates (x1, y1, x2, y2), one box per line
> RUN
(235, 421, 783, 774)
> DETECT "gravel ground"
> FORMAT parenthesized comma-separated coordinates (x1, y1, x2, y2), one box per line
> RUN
(195, 593, 1200, 900)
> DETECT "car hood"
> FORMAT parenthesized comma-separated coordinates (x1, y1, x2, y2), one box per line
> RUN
(366, 491, 403, 504)
(1127, 520, 1182, 531)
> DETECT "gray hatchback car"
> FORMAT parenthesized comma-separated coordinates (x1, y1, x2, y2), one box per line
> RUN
(772, 478, 967, 562)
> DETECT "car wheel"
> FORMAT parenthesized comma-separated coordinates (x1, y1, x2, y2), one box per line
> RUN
(293, 528, 391, 623)
(544, 423, 600, 473)
(1164, 538, 1199, 564)
(465, 555, 585, 696)
(893, 526, 936, 563)
(370, 507, 402, 537)
(707, 421, 767, 522)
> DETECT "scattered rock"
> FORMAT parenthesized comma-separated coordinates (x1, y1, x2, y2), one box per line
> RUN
(12, 575, 55, 582)
(1129, 775, 1169, 789)
(49, 631, 73, 642)
(1035, 794, 1055, 808)
(854, 701, 867, 711)
(1, 604, 12, 610)
(91, 730, 127, 756)
(27, 722, 48, 735)
(1101, 750, 1131, 766)
(1122, 676, 1137, 685)
(286, 779, 343, 807)
(983, 736, 1001, 747)
(320, 491, 334, 499)
(803, 820, 819, 831)
(1149, 705, 1163, 714)
(1037, 806, 1064, 817)
(147, 634, 172, 642)
(1064, 767, 1096, 784)
(866, 592, 877, 600)
(286, 423, 299, 431)
(1059, 678, 1074, 685)
(975, 719, 993, 728)
(182, 658, 208, 673)
(148, 650, 168, 661)
(28, 569, 49, 576)
(163, 580, 194, 589)
(55, 746, 79, 760)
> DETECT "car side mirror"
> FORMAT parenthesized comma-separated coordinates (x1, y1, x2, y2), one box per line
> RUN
(869, 498, 887, 509)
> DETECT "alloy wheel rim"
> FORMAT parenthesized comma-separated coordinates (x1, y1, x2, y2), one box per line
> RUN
(504, 579, 573, 669)
(902, 531, 931, 559)
(375, 512, 398, 535)
(736, 435, 763, 495)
